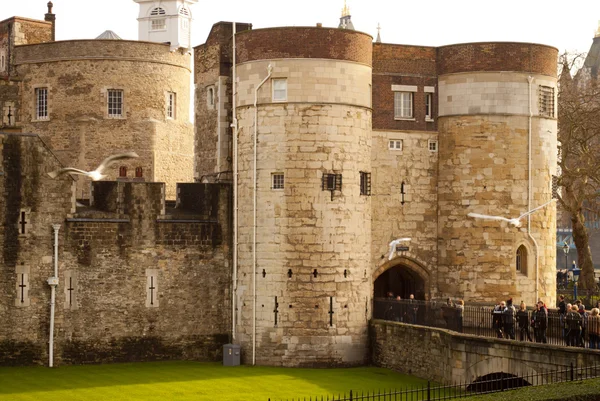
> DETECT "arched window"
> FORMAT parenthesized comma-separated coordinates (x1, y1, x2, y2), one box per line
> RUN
(135, 167, 143, 178)
(207, 87, 215, 108)
(119, 166, 127, 177)
(150, 7, 166, 16)
(516, 245, 527, 274)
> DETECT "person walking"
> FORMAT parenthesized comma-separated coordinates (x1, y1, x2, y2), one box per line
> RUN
(558, 295, 567, 343)
(492, 301, 505, 338)
(579, 305, 588, 347)
(516, 301, 532, 341)
(588, 308, 600, 349)
(535, 300, 548, 343)
(503, 299, 516, 340)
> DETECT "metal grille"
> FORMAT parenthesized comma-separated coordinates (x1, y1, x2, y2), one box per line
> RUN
(539, 85, 555, 118)
(360, 172, 371, 196)
(108, 90, 123, 117)
(167, 92, 175, 118)
(272, 173, 284, 190)
(35, 88, 48, 120)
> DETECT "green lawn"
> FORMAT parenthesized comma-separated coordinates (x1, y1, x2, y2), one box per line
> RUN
(0, 361, 429, 401)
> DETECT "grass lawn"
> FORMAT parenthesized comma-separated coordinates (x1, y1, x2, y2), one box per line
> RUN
(0, 361, 430, 401)
(463, 378, 600, 401)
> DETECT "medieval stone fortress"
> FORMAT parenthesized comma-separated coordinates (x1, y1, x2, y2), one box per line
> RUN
(0, 0, 559, 368)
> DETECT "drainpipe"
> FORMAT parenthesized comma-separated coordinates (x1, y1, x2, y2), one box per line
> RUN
(48, 224, 61, 367)
(527, 76, 540, 302)
(252, 63, 272, 366)
(231, 21, 238, 343)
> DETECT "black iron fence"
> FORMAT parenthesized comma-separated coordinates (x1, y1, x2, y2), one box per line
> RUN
(372, 298, 591, 348)
(268, 363, 600, 401)
(556, 287, 600, 310)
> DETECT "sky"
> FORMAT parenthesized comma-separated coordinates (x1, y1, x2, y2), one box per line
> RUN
(3, 0, 600, 55)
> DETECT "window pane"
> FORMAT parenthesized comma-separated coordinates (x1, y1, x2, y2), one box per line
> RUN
(35, 88, 48, 120)
(108, 90, 123, 117)
(273, 79, 287, 101)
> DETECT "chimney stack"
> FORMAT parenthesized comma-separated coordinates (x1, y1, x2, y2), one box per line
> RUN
(44, 2, 56, 41)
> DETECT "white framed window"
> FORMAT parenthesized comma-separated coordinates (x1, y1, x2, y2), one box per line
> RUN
(428, 139, 438, 152)
(107, 89, 123, 118)
(150, 7, 166, 16)
(539, 85, 555, 118)
(272, 173, 284, 190)
(272, 79, 287, 102)
(35, 87, 48, 120)
(394, 92, 413, 119)
(151, 19, 166, 31)
(167, 92, 176, 119)
(388, 139, 403, 151)
(425, 93, 433, 121)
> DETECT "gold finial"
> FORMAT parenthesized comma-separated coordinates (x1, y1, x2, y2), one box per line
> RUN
(596, 20, 600, 38)
(342, 0, 350, 17)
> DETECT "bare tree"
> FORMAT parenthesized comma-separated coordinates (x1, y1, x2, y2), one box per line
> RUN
(557, 53, 600, 290)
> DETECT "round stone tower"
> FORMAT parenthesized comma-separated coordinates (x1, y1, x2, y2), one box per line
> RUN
(234, 27, 373, 366)
(436, 42, 558, 306)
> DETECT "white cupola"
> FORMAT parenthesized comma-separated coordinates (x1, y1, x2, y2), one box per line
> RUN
(133, 0, 197, 51)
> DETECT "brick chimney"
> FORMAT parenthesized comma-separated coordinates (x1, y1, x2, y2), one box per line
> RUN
(44, 1, 56, 41)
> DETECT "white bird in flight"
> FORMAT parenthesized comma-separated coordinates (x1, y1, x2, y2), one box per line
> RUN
(388, 238, 411, 260)
(48, 152, 139, 181)
(468, 199, 556, 227)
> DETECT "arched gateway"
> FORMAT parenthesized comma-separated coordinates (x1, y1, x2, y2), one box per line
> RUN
(373, 257, 431, 300)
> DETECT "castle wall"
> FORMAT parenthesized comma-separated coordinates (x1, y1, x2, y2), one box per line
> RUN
(233, 28, 373, 366)
(436, 43, 558, 306)
(13, 40, 194, 199)
(0, 133, 74, 365)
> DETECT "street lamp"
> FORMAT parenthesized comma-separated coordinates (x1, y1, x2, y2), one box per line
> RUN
(573, 265, 581, 301)
(563, 243, 569, 271)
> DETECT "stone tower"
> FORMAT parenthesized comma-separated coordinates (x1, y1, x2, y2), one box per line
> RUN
(233, 27, 373, 366)
(134, 0, 197, 51)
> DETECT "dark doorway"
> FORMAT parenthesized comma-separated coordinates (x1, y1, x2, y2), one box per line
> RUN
(466, 372, 530, 392)
(374, 265, 426, 300)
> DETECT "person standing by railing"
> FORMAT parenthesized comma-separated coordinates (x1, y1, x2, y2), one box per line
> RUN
(558, 295, 567, 343)
(579, 305, 588, 348)
(535, 300, 548, 343)
(503, 299, 516, 340)
(566, 304, 582, 347)
(517, 301, 532, 341)
(588, 308, 600, 349)
(456, 299, 464, 333)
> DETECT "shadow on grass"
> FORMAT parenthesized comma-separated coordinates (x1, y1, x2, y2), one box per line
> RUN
(0, 361, 429, 398)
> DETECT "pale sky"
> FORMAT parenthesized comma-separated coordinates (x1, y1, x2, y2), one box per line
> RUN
(3, 0, 600, 55)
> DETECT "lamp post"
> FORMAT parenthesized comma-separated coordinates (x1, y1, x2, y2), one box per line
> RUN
(573, 265, 581, 302)
(563, 243, 569, 271)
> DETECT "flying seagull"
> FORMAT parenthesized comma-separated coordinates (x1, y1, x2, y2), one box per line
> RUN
(388, 238, 411, 260)
(48, 152, 139, 181)
(468, 199, 556, 227)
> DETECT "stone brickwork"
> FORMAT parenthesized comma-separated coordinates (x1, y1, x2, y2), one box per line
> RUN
(371, 320, 600, 384)
(0, 79, 20, 128)
(0, 134, 232, 366)
(13, 40, 193, 199)
(0, 17, 52, 79)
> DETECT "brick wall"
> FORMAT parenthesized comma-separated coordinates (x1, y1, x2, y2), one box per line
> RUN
(236, 27, 372, 66)
(437, 42, 558, 76)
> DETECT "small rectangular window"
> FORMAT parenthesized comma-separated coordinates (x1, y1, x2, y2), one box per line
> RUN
(394, 92, 413, 119)
(360, 172, 371, 196)
(539, 86, 555, 118)
(151, 19, 166, 31)
(388, 139, 403, 151)
(108, 89, 123, 117)
(272, 173, 284, 190)
(35, 88, 48, 120)
(0, 54, 5, 72)
(167, 92, 176, 119)
(428, 139, 438, 152)
(322, 173, 342, 191)
(425, 93, 433, 121)
(272, 79, 287, 102)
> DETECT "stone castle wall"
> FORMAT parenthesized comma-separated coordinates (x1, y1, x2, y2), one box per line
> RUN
(233, 29, 373, 366)
(436, 43, 558, 306)
(0, 135, 232, 366)
(13, 40, 194, 199)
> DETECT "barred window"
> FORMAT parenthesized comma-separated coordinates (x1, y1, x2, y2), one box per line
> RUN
(360, 172, 371, 196)
(151, 19, 166, 30)
(272, 173, 284, 190)
(394, 92, 413, 118)
(35, 88, 48, 120)
(167, 92, 176, 119)
(539, 86, 555, 118)
(107, 89, 123, 117)
(322, 173, 342, 191)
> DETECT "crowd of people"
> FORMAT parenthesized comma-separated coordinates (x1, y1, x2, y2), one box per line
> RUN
(492, 299, 548, 343)
(557, 295, 600, 349)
